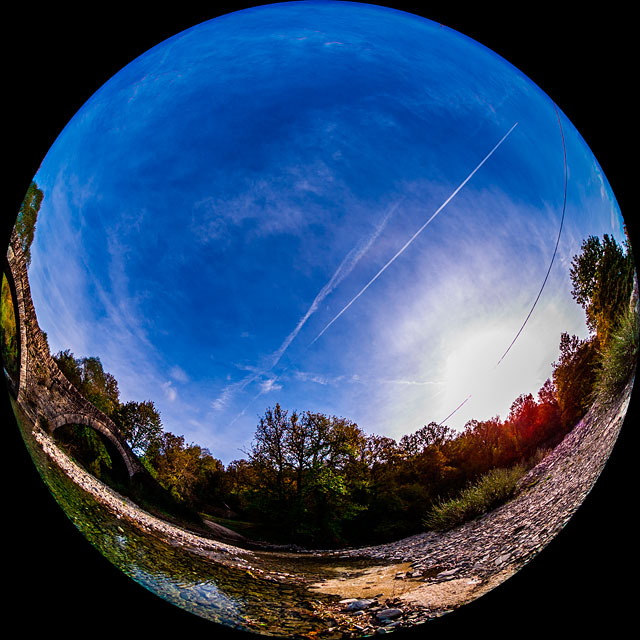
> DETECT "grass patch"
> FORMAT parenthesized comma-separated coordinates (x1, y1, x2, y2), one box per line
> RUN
(593, 304, 639, 405)
(423, 463, 527, 532)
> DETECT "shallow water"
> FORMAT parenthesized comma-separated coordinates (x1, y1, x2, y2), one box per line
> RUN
(12, 398, 390, 637)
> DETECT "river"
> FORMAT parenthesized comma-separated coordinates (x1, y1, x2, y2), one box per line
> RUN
(11, 397, 417, 637)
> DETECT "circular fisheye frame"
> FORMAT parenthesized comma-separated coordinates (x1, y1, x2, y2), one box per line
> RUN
(3, 3, 636, 636)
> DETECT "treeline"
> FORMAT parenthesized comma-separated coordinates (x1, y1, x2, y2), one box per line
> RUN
(44, 350, 567, 545)
(4, 181, 635, 547)
(45, 350, 569, 545)
(49, 232, 634, 546)
(210, 389, 565, 545)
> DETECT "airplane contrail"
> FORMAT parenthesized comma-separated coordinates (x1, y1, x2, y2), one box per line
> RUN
(437, 103, 567, 427)
(222, 199, 403, 425)
(268, 197, 403, 370)
(310, 121, 519, 345)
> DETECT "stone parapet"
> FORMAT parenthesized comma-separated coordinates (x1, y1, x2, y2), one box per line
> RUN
(4, 229, 143, 476)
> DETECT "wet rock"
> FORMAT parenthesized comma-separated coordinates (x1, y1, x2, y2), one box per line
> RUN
(346, 599, 375, 611)
(375, 608, 403, 622)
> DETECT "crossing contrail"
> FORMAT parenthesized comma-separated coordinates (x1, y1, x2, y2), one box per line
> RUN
(310, 121, 519, 345)
(222, 199, 402, 426)
(268, 197, 403, 369)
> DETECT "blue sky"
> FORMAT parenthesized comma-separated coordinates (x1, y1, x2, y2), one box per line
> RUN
(26, 2, 626, 463)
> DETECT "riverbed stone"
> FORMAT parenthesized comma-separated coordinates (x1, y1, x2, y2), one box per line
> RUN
(346, 599, 375, 611)
(375, 608, 403, 622)
(22, 276, 634, 640)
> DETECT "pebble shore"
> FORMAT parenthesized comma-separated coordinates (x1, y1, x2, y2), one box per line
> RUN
(30, 377, 633, 636)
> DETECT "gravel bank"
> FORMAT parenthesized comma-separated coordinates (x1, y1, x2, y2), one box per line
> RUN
(28, 376, 633, 635)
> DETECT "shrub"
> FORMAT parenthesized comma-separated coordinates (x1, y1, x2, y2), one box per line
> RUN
(593, 304, 639, 405)
(423, 463, 527, 531)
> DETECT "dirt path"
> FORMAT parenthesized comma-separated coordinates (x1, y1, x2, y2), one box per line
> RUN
(202, 518, 251, 544)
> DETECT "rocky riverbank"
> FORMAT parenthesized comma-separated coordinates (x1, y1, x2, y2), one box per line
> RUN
(27, 375, 632, 636)
(304, 377, 634, 633)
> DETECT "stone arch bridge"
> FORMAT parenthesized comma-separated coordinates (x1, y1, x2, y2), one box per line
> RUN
(3, 230, 144, 477)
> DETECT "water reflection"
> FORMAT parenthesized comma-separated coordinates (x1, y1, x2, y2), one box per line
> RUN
(13, 398, 351, 636)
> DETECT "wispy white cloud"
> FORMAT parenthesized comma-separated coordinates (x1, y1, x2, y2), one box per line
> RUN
(292, 369, 440, 388)
(162, 381, 178, 402)
(259, 378, 282, 394)
(311, 122, 519, 345)
(170, 365, 189, 383)
(294, 370, 346, 386)
(269, 197, 401, 370)
(378, 378, 442, 386)
(217, 199, 402, 422)
(212, 384, 241, 412)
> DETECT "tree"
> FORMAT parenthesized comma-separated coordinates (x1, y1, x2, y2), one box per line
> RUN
(144, 432, 202, 504)
(537, 377, 557, 407)
(53, 349, 83, 389)
(53, 350, 120, 417)
(79, 356, 120, 416)
(533, 378, 562, 447)
(244, 405, 369, 543)
(569, 234, 634, 347)
(248, 403, 292, 506)
(363, 434, 399, 467)
(114, 400, 163, 456)
(15, 181, 44, 266)
(1, 274, 18, 380)
(552, 332, 599, 429)
(399, 422, 453, 457)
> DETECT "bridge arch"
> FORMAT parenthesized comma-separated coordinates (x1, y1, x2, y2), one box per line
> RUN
(49, 413, 140, 478)
(4, 229, 145, 479)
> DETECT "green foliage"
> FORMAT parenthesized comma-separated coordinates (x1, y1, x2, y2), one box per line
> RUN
(593, 304, 639, 404)
(139, 454, 160, 479)
(113, 399, 163, 456)
(550, 234, 635, 431)
(552, 332, 600, 430)
(53, 350, 120, 416)
(144, 431, 224, 507)
(15, 181, 44, 266)
(242, 404, 369, 544)
(1, 273, 18, 379)
(569, 234, 634, 347)
(423, 463, 527, 531)
(54, 423, 114, 480)
(224, 385, 565, 545)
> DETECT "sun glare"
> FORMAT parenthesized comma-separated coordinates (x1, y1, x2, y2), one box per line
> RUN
(441, 323, 547, 428)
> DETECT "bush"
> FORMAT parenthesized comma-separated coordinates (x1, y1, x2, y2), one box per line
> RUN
(593, 304, 639, 405)
(423, 463, 527, 531)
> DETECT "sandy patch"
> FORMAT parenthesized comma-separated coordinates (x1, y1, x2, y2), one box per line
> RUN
(399, 565, 519, 610)
(309, 561, 417, 599)
(398, 576, 484, 609)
